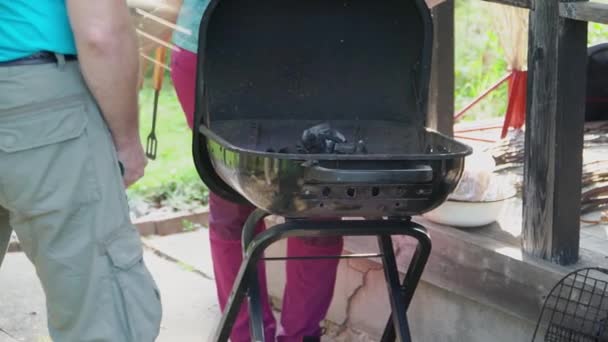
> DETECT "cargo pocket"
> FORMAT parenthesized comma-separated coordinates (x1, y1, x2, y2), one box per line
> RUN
(104, 226, 162, 342)
(0, 99, 87, 153)
(0, 97, 101, 215)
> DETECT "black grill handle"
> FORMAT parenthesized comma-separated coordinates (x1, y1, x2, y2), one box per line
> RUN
(305, 164, 433, 184)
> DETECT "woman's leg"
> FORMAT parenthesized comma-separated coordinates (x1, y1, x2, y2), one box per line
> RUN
(169, 49, 196, 129)
(208, 193, 276, 342)
(171, 48, 276, 341)
(278, 236, 343, 342)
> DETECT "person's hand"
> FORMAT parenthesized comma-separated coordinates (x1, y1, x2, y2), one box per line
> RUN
(115, 138, 148, 187)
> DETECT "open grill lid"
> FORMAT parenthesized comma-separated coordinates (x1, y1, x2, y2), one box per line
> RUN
(195, 0, 434, 128)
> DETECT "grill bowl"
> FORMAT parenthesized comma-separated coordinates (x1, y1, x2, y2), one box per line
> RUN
(191, 0, 472, 217)
(198, 120, 471, 218)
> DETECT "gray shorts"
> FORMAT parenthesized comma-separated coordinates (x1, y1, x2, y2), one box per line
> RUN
(0, 60, 162, 341)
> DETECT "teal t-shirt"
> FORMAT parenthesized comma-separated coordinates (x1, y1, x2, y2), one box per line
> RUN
(173, 0, 210, 53)
(0, 0, 77, 62)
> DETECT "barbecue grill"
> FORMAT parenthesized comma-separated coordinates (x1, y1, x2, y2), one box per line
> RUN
(192, 0, 472, 341)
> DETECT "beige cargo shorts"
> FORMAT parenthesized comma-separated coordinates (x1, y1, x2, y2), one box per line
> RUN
(0, 60, 162, 341)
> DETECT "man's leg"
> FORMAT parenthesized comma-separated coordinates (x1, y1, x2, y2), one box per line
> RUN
(0, 207, 11, 268)
(0, 62, 162, 342)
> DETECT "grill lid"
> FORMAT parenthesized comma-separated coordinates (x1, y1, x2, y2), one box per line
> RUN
(196, 0, 433, 127)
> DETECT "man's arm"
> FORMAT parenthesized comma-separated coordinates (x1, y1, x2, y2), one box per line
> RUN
(66, 0, 146, 187)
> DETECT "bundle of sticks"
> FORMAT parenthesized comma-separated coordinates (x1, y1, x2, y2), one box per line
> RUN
(485, 123, 608, 222)
(487, 122, 608, 169)
(485, 130, 525, 171)
(127, 0, 190, 86)
(581, 160, 608, 220)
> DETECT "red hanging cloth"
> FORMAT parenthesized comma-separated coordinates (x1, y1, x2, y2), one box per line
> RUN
(501, 70, 527, 138)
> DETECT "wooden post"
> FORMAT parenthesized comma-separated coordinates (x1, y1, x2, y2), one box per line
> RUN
(427, 0, 455, 137)
(523, 0, 587, 265)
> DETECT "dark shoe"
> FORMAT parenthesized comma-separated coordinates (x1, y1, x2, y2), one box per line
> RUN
(302, 337, 321, 342)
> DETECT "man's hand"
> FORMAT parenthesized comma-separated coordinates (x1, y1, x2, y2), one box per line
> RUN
(67, 0, 146, 187)
(116, 139, 148, 187)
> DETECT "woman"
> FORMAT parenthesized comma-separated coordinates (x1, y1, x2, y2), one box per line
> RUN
(169, 1, 344, 341)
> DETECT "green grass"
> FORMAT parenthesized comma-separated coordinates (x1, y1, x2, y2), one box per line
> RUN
(128, 2, 608, 205)
(454, 0, 608, 122)
(455, 0, 509, 122)
(128, 78, 208, 209)
(589, 22, 608, 45)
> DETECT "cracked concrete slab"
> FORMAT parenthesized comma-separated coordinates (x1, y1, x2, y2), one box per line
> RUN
(347, 257, 383, 273)
(332, 328, 379, 342)
(1, 231, 373, 342)
(260, 238, 378, 341)
(149, 248, 220, 341)
(0, 249, 220, 342)
(348, 268, 391, 338)
(265, 239, 287, 304)
(326, 260, 365, 326)
(0, 253, 47, 342)
(143, 229, 215, 278)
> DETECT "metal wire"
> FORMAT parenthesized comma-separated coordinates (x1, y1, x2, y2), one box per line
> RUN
(533, 268, 608, 342)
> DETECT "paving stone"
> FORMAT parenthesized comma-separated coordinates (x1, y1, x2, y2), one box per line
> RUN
(0, 253, 48, 342)
(143, 229, 214, 278)
(0, 250, 220, 342)
(146, 250, 220, 342)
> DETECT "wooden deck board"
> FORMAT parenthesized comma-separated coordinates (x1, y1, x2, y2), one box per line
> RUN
(423, 196, 608, 260)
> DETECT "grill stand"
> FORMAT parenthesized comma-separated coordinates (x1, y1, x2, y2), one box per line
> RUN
(211, 209, 432, 342)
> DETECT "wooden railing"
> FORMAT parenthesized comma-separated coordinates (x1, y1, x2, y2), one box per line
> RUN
(561, 1, 608, 24)
(482, 0, 608, 24)
(427, 0, 606, 265)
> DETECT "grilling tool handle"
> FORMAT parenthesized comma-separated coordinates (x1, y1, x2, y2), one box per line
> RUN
(151, 46, 167, 132)
(306, 165, 434, 184)
(145, 46, 167, 160)
(152, 47, 167, 92)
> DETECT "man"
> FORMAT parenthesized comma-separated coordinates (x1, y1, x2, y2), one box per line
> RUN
(0, 1, 162, 341)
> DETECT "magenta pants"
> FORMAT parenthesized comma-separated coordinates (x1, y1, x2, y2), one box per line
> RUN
(171, 48, 343, 342)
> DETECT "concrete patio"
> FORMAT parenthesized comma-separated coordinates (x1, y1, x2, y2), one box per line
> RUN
(2, 204, 607, 342)
(0, 230, 223, 342)
(0, 228, 364, 342)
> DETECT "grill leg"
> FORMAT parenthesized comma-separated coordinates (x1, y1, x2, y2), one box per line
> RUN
(212, 247, 257, 342)
(378, 234, 412, 342)
(212, 216, 431, 342)
(213, 209, 270, 342)
(242, 210, 271, 342)
(247, 267, 265, 341)
(380, 225, 432, 342)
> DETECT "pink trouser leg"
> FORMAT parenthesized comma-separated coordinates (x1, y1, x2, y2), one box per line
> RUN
(172, 48, 343, 341)
(171, 49, 276, 341)
(208, 194, 277, 342)
(278, 236, 344, 341)
(169, 48, 196, 129)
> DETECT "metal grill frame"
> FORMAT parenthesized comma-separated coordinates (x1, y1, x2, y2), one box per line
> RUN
(533, 267, 608, 342)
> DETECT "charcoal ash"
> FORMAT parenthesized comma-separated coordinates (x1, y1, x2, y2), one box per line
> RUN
(297, 123, 368, 154)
